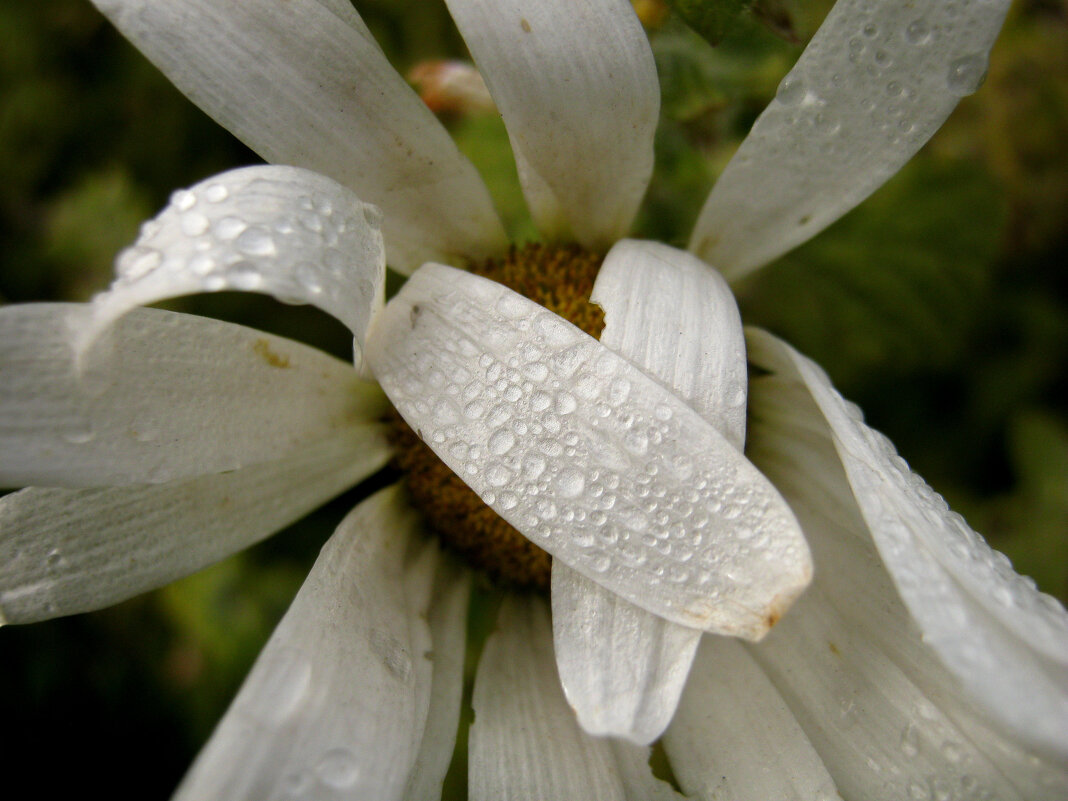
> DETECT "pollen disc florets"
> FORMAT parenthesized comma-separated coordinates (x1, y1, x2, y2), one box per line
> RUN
(388, 244, 604, 590)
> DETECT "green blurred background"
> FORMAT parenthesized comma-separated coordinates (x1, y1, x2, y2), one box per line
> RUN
(1, 1, 1065, 797)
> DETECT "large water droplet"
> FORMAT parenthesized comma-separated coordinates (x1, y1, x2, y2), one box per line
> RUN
(236, 225, 277, 256)
(906, 18, 931, 45)
(946, 54, 987, 96)
(776, 75, 805, 106)
(316, 748, 360, 788)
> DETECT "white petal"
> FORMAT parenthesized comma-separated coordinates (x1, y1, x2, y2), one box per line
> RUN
(91, 0, 506, 271)
(663, 636, 842, 801)
(469, 595, 628, 801)
(747, 328, 1068, 762)
(366, 264, 811, 636)
(551, 561, 701, 744)
(548, 240, 746, 745)
(0, 427, 389, 625)
(690, 0, 1012, 280)
(0, 303, 385, 488)
(444, 0, 659, 248)
(81, 166, 385, 368)
(740, 332, 1068, 798)
(173, 486, 435, 801)
(592, 239, 747, 447)
(404, 559, 472, 801)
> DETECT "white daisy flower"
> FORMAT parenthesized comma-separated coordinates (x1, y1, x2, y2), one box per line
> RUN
(1, 1, 1065, 799)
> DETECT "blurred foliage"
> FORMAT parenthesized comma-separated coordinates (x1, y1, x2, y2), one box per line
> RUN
(0, 0, 1066, 798)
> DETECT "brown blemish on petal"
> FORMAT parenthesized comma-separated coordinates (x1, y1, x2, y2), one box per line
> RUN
(253, 338, 290, 368)
(520, 18, 532, 33)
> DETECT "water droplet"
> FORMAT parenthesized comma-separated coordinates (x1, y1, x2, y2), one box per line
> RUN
(556, 469, 585, 498)
(295, 262, 323, 294)
(776, 75, 805, 106)
(180, 212, 210, 237)
(900, 724, 920, 757)
(488, 429, 515, 455)
(62, 425, 95, 445)
(316, 748, 359, 788)
(906, 18, 931, 45)
(171, 189, 196, 211)
(215, 216, 247, 240)
(946, 54, 987, 96)
(227, 262, 264, 290)
(862, 22, 878, 38)
(362, 205, 382, 227)
(249, 646, 312, 724)
(236, 226, 276, 256)
(886, 81, 903, 96)
(120, 247, 161, 279)
(203, 183, 229, 203)
(189, 254, 216, 275)
(485, 464, 513, 487)
(907, 780, 930, 799)
(46, 548, 65, 568)
(555, 392, 577, 415)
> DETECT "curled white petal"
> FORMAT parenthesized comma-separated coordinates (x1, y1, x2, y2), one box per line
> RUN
(1, 304, 385, 487)
(91, 0, 506, 271)
(366, 264, 811, 636)
(690, 0, 1012, 279)
(444, 0, 659, 248)
(81, 166, 386, 370)
(744, 328, 1068, 797)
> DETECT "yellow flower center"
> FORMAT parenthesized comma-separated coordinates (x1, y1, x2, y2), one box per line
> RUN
(388, 244, 604, 590)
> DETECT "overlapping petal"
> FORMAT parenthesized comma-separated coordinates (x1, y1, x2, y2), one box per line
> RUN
(690, 0, 1012, 280)
(91, 0, 506, 271)
(445, 0, 659, 249)
(0, 427, 389, 624)
(173, 486, 443, 801)
(549, 240, 748, 744)
(366, 263, 810, 636)
(0, 303, 385, 487)
(80, 166, 386, 370)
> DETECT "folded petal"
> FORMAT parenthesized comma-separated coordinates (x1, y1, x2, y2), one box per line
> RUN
(548, 240, 745, 745)
(663, 637, 842, 801)
(1, 303, 385, 488)
(81, 166, 385, 369)
(444, 0, 658, 248)
(403, 559, 471, 801)
(0, 426, 390, 625)
(366, 264, 810, 636)
(91, 0, 506, 271)
(743, 328, 1068, 798)
(469, 594, 628, 801)
(551, 561, 701, 744)
(173, 485, 435, 801)
(690, 0, 1012, 280)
